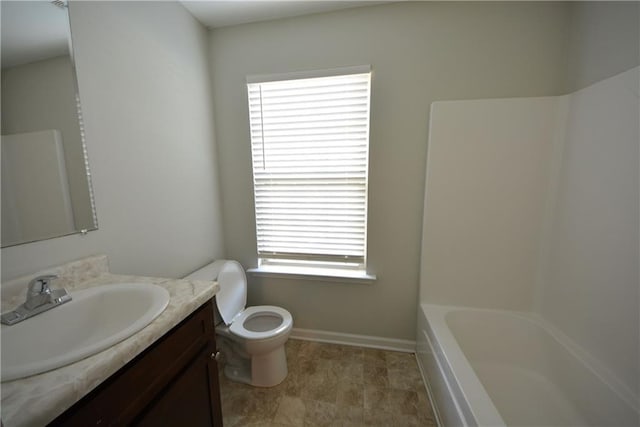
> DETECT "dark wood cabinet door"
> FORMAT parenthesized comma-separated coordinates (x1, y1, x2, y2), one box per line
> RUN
(135, 346, 223, 427)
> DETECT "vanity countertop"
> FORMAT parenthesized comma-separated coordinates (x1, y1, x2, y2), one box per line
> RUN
(0, 255, 219, 427)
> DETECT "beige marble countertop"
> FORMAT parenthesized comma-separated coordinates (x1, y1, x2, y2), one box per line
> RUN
(1, 255, 219, 427)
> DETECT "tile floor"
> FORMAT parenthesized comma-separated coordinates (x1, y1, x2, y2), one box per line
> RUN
(218, 339, 438, 426)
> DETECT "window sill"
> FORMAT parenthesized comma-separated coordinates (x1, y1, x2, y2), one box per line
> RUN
(246, 265, 376, 284)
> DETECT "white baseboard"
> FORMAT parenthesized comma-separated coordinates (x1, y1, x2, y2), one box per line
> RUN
(290, 327, 416, 353)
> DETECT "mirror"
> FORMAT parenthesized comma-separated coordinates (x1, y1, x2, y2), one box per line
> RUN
(1, 0, 97, 247)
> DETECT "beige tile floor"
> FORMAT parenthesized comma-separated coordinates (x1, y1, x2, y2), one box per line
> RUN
(218, 339, 438, 426)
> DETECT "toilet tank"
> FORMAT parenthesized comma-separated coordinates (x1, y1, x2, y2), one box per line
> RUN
(184, 260, 247, 325)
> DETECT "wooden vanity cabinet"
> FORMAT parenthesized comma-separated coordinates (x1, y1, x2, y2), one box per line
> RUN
(50, 300, 223, 427)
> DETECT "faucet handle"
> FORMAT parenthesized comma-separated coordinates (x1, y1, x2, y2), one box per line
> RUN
(27, 274, 58, 297)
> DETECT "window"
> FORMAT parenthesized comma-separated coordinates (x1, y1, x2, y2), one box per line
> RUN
(247, 66, 372, 279)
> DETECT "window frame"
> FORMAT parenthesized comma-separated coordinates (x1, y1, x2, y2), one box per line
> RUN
(245, 66, 375, 282)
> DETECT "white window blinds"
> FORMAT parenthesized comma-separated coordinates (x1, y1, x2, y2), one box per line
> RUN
(247, 68, 371, 269)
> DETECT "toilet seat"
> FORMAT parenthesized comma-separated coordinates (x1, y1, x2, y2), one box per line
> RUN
(229, 305, 292, 340)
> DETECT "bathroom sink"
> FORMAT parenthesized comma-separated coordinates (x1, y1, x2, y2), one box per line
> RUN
(1, 283, 170, 382)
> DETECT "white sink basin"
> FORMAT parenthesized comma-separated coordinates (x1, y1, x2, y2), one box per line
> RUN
(1, 283, 170, 382)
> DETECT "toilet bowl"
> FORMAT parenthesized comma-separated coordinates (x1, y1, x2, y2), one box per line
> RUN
(185, 260, 293, 387)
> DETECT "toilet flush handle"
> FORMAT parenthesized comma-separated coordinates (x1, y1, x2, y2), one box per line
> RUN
(210, 351, 223, 362)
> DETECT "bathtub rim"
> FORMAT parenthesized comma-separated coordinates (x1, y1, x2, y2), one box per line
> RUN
(421, 304, 506, 427)
(420, 303, 640, 425)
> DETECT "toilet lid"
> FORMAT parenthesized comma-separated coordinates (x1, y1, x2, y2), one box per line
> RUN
(214, 260, 247, 325)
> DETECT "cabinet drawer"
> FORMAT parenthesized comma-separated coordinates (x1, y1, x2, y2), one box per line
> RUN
(51, 301, 216, 426)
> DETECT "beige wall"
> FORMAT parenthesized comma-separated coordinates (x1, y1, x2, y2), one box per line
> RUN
(1, 1, 225, 280)
(565, 2, 640, 92)
(209, 2, 569, 340)
(4, 0, 634, 348)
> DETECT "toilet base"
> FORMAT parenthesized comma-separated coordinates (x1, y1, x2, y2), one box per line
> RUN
(249, 345, 288, 387)
(223, 361, 252, 385)
(219, 336, 288, 387)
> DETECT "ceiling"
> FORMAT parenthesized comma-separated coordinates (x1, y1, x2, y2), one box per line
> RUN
(181, 1, 391, 29)
(1, 1, 69, 69)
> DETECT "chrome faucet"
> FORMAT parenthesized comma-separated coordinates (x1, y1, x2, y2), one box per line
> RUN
(1, 274, 72, 325)
(25, 274, 58, 310)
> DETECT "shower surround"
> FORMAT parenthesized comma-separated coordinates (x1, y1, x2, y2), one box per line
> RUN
(417, 67, 639, 426)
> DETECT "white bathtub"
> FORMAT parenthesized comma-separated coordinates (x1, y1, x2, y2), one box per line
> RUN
(416, 304, 639, 426)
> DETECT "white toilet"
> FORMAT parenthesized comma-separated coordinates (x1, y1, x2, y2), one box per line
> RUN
(185, 260, 293, 387)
